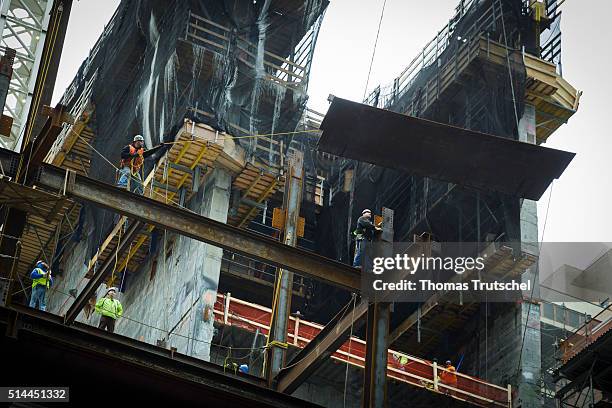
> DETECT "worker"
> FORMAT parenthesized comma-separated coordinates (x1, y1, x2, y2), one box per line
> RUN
(352, 208, 382, 267)
(117, 135, 163, 194)
(392, 352, 410, 371)
(95, 287, 123, 333)
(439, 360, 458, 393)
(29, 260, 52, 311)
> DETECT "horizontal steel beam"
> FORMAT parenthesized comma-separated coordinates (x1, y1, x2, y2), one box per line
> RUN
(36, 165, 361, 291)
(1, 304, 317, 408)
(276, 298, 368, 394)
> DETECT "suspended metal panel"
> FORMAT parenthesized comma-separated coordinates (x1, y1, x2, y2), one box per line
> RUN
(0, 0, 52, 150)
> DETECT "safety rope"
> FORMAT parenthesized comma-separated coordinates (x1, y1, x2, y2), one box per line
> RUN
(48, 285, 266, 351)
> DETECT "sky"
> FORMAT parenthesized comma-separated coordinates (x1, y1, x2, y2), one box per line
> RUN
(51, 0, 612, 243)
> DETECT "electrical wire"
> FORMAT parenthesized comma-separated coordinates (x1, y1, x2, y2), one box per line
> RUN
(48, 285, 266, 351)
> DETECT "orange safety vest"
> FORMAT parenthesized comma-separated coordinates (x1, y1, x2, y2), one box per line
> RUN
(440, 365, 457, 385)
(120, 144, 144, 174)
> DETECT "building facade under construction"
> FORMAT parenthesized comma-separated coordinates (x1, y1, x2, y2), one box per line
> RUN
(0, 0, 605, 407)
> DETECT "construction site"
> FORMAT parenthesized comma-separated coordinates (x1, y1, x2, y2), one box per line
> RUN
(0, 0, 610, 406)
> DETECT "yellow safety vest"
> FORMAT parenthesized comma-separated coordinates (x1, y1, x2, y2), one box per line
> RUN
(31, 268, 50, 289)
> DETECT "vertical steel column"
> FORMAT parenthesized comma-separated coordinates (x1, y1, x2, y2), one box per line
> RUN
(363, 302, 391, 407)
(268, 151, 304, 381)
(363, 208, 394, 407)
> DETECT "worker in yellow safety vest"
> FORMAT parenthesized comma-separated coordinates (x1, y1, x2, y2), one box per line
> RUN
(29, 260, 53, 311)
(95, 287, 123, 333)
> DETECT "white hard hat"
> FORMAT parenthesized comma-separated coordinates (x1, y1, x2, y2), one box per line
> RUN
(133, 134, 144, 142)
(106, 287, 118, 295)
(362, 209, 372, 215)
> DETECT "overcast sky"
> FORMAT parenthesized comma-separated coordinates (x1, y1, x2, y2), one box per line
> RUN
(52, 0, 612, 243)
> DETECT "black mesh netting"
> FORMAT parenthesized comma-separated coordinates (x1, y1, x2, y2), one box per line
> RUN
(58, 0, 327, 261)
(320, 0, 533, 263)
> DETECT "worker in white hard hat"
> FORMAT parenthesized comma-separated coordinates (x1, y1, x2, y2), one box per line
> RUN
(439, 359, 458, 394)
(95, 287, 123, 333)
(117, 134, 163, 194)
(352, 208, 382, 267)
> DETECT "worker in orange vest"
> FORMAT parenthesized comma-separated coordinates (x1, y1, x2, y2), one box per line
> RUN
(439, 360, 458, 393)
(117, 135, 163, 194)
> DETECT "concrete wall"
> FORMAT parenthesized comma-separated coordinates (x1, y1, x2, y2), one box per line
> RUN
(48, 168, 231, 363)
(47, 212, 106, 327)
(113, 168, 231, 360)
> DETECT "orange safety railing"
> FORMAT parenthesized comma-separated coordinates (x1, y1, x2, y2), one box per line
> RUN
(560, 305, 612, 364)
(213, 293, 511, 407)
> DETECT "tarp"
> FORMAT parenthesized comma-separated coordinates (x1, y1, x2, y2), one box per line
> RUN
(318, 97, 574, 200)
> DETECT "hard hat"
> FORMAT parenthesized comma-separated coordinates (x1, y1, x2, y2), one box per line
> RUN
(106, 287, 118, 295)
(446, 360, 452, 365)
(239, 364, 249, 374)
(133, 134, 144, 142)
(36, 260, 48, 268)
(362, 209, 372, 215)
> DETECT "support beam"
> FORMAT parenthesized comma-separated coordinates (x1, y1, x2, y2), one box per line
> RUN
(64, 219, 143, 324)
(17, 103, 72, 182)
(35, 165, 361, 291)
(0, 305, 318, 408)
(363, 207, 394, 408)
(363, 301, 391, 408)
(268, 151, 303, 382)
(276, 298, 368, 394)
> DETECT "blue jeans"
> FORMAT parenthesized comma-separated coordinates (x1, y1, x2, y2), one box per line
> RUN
(353, 239, 365, 267)
(117, 167, 143, 194)
(29, 285, 47, 311)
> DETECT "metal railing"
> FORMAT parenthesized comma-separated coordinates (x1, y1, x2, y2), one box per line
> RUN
(185, 12, 311, 89)
(560, 304, 612, 364)
(366, 0, 507, 111)
(215, 292, 512, 407)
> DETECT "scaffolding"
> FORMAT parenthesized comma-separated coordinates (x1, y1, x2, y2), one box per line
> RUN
(0, 0, 53, 150)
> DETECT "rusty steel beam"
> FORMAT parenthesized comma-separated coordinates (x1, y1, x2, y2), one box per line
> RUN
(363, 302, 391, 408)
(276, 298, 369, 394)
(35, 166, 361, 292)
(64, 219, 143, 324)
(267, 151, 303, 382)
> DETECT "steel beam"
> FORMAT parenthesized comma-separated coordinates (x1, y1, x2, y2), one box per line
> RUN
(363, 207, 394, 408)
(18, 103, 71, 181)
(1, 304, 318, 408)
(363, 301, 391, 408)
(64, 219, 143, 324)
(276, 298, 368, 394)
(268, 151, 303, 382)
(35, 165, 361, 291)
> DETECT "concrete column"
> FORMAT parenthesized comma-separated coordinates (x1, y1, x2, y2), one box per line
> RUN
(518, 104, 539, 255)
(188, 168, 231, 361)
(516, 103, 542, 408)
